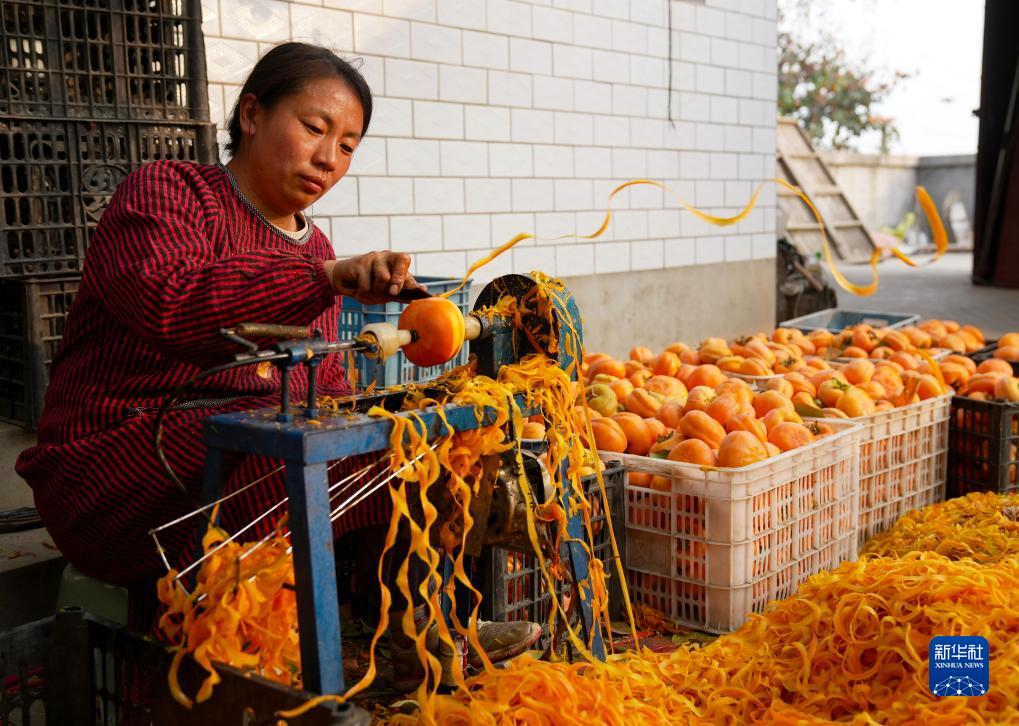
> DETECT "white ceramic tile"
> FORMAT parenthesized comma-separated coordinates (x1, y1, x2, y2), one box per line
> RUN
(594, 241, 629, 273)
(354, 14, 411, 57)
(487, 0, 532, 36)
(535, 211, 575, 240)
(348, 135, 387, 176)
(465, 105, 511, 140)
(592, 49, 629, 84)
(554, 179, 592, 210)
(330, 215, 389, 256)
(312, 178, 359, 215)
(437, 0, 487, 30)
(384, 58, 439, 99)
(324, 0, 382, 11)
(384, 0, 436, 22)
(414, 250, 468, 277)
(410, 21, 461, 64)
(488, 70, 533, 107)
(219, 0, 289, 41)
(440, 140, 489, 176)
(664, 236, 696, 267)
(533, 75, 574, 111)
(573, 80, 611, 113)
(573, 13, 611, 49)
(512, 178, 555, 212)
(443, 214, 491, 249)
(370, 97, 414, 136)
(533, 144, 574, 177)
(359, 176, 414, 215)
(532, 6, 573, 43)
(695, 235, 725, 264)
(289, 5, 354, 50)
(509, 38, 552, 75)
(512, 245, 556, 276)
(553, 111, 594, 145)
(204, 38, 259, 85)
(201, 0, 221, 36)
(387, 138, 440, 175)
(511, 108, 555, 143)
(489, 142, 534, 176)
(462, 31, 509, 70)
(491, 212, 536, 245)
(414, 100, 464, 138)
(631, 238, 664, 270)
(610, 20, 646, 54)
(390, 214, 443, 251)
(439, 65, 487, 103)
(414, 177, 465, 213)
(555, 243, 594, 276)
(465, 178, 513, 212)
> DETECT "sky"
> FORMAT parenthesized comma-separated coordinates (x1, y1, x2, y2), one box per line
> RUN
(781, 0, 985, 157)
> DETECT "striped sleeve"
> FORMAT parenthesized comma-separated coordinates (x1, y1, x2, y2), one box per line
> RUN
(84, 161, 337, 364)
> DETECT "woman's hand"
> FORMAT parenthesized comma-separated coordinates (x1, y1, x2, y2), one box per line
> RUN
(323, 252, 424, 304)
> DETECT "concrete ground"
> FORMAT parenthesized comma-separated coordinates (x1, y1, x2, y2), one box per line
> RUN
(837, 252, 1018, 339)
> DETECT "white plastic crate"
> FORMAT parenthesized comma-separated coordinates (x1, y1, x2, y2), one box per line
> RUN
(615, 420, 862, 633)
(839, 394, 951, 546)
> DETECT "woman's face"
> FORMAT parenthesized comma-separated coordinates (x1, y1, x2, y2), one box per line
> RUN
(238, 76, 364, 217)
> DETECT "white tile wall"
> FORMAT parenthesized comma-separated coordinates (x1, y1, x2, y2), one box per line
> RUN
(206, 0, 778, 286)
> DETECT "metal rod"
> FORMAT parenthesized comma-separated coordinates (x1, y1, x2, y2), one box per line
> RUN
(173, 457, 356, 581)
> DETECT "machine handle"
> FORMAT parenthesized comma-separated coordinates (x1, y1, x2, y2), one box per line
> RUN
(235, 323, 312, 339)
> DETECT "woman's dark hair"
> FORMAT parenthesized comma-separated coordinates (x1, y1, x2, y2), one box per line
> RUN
(226, 42, 373, 156)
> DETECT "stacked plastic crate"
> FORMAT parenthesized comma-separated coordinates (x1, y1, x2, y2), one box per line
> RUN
(0, 0, 216, 428)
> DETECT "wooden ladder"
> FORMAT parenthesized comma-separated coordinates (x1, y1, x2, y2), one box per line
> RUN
(776, 117, 876, 262)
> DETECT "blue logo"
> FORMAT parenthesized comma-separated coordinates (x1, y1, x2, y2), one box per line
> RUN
(929, 636, 989, 696)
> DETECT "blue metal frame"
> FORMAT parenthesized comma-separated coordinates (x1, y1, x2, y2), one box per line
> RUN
(198, 274, 603, 696)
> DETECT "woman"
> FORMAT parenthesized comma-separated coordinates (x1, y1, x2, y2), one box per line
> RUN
(17, 42, 538, 689)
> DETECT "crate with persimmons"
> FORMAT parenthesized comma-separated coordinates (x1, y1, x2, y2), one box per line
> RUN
(617, 419, 861, 633)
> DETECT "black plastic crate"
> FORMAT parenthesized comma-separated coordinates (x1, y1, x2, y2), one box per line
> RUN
(0, 609, 368, 725)
(1, 118, 217, 277)
(947, 396, 1019, 498)
(479, 462, 626, 647)
(1, 0, 209, 122)
(968, 341, 1019, 376)
(0, 276, 79, 428)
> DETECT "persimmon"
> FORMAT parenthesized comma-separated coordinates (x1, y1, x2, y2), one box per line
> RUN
(667, 439, 717, 467)
(850, 325, 879, 352)
(629, 345, 654, 363)
(623, 359, 649, 376)
(665, 341, 692, 356)
(753, 389, 794, 418)
(773, 356, 804, 374)
(739, 358, 772, 376)
(679, 410, 727, 449)
(761, 407, 803, 433)
(627, 471, 653, 487)
(995, 346, 1019, 362)
(717, 431, 768, 468)
(964, 373, 1004, 396)
(624, 388, 665, 418)
(901, 326, 932, 348)
(590, 418, 626, 452)
(792, 391, 821, 412)
(841, 346, 868, 359)
(679, 348, 700, 365)
(744, 339, 777, 366)
(889, 351, 920, 371)
(706, 393, 741, 428)
(772, 328, 800, 345)
(586, 357, 626, 379)
(878, 329, 910, 351)
(687, 364, 726, 389)
(938, 363, 970, 391)
(874, 400, 895, 412)
(608, 377, 634, 401)
(790, 338, 816, 356)
(836, 387, 876, 417)
(856, 381, 887, 401)
(650, 431, 683, 456)
(521, 421, 545, 439)
(656, 400, 685, 430)
(940, 334, 967, 353)
(807, 329, 834, 349)
(818, 378, 851, 408)
(942, 354, 977, 374)
(783, 371, 816, 397)
(684, 386, 716, 413)
(644, 375, 688, 401)
(651, 351, 681, 377)
(698, 337, 732, 363)
(644, 417, 667, 442)
(725, 413, 768, 443)
(999, 332, 1019, 349)
(977, 359, 1013, 376)
(766, 378, 795, 399)
(841, 359, 875, 385)
(764, 442, 781, 457)
(821, 407, 849, 419)
(612, 412, 653, 455)
(675, 363, 697, 386)
(716, 355, 746, 373)
(398, 296, 466, 367)
(917, 374, 945, 400)
(869, 346, 894, 360)
(768, 422, 815, 452)
(629, 369, 653, 387)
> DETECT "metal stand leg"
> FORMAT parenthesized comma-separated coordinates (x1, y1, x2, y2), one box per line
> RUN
(559, 463, 606, 660)
(286, 461, 345, 695)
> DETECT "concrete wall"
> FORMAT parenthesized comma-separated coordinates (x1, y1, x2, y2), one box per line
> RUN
(201, 0, 779, 339)
(821, 151, 976, 242)
(561, 257, 775, 357)
(820, 151, 919, 232)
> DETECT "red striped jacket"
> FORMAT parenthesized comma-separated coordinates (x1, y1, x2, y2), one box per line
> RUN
(16, 161, 388, 603)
